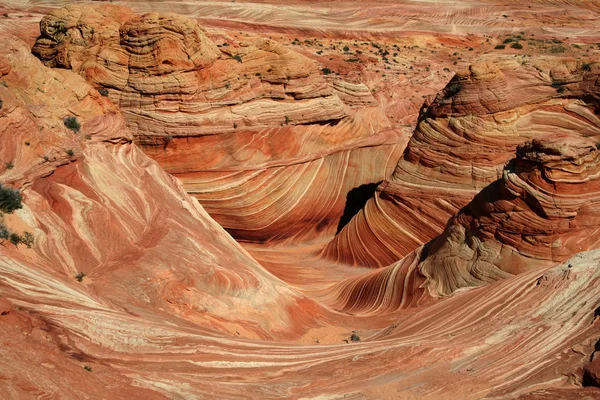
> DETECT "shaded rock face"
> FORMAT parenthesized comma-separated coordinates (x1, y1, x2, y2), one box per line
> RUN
(323, 59, 600, 267)
(32, 4, 400, 243)
(420, 133, 600, 296)
(328, 133, 600, 313)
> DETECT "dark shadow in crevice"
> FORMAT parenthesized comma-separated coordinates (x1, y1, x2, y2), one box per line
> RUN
(336, 181, 382, 234)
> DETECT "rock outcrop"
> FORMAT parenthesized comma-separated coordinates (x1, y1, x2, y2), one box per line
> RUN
(3, 4, 599, 399)
(328, 133, 600, 314)
(1, 36, 323, 345)
(323, 59, 600, 267)
(32, 4, 403, 243)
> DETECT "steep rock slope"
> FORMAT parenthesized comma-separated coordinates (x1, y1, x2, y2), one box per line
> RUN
(324, 59, 600, 267)
(0, 36, 324, 348)
(32, 4, 404, 243)
(327, 133, 600, 314)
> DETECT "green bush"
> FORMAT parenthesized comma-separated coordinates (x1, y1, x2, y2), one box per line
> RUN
(5, 162, 13, 170)
(0, 184, 22, 213)
(20, 232, 34, 248)
(549, 45, 566, 53)
(63, 116, 81, 133)
(321, 67, 332, 75)
(232, 55, 242, 63)
(98, 88, 109, 97)
(510, 42, 523, 49)
(9, 232, 20, 245)
(494, 44, 506, 50)
(66, 149, 75, 157)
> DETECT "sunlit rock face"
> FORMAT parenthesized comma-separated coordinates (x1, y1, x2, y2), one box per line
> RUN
(1, 3, 599, 399)
(32, 4, 403, 243)
(323, 59, 600, 267)
(327, 133, 600, 314)
(1, 36, 323, 348)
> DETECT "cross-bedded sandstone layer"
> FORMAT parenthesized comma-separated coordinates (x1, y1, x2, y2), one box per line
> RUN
(31, 4, 404, 243)
(0, 2, 599, 399)
(327, 133, 600, 314)
(324, 59, 600, 267)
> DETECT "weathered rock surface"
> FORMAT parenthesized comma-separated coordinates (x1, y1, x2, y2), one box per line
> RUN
(32, 4, 402, 242)
(0, 3, 599, 399)
(327, 133, 600, 314)
(1, 36, 324, 346)
(323, 59, 600, 267)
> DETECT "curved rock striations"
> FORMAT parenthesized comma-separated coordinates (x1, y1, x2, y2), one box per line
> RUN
(326, 133, 600, 314)
(419, 133, 600, 296)
(1, 36, 327, 347)
(323, 59, 600, 267)
(32, 4, 403, 243)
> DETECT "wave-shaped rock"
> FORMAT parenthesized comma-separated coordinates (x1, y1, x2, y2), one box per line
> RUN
(1, 36, 323, 344)
(32, 4, 401, 243)
(323, 59, 600, 267)
(327, 132, 600, 314)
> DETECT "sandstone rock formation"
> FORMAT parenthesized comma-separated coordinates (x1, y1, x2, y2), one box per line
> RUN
(1, 2, 599, 399)
(324, 59, 600, 267)
(328, 133, 600, 314)
(31, 4, 403, 243)
(1, 36, 324, 345)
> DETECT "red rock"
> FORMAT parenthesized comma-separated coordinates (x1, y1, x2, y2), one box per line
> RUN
(32, 4, 402, 243)
(584, 355, 600, 387)
(0, 2, 599, 399)
(328, 133, 600, 313)
(323, 59, 600, 267)
(0, 297, 11, 315)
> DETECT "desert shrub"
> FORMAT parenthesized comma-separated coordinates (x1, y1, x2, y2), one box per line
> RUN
(0, 98, 3, 109)
(66, 149, 75, 157)
(63, 116, 81, 133)
(20, 231, 34, 248)
(75, 272, 86, 282)
(503, 38, 514, 44)
(582, 62, 593, 72)
(98, 88, 109, 97)
(511, 42, 523, 49)
(0, 184, 22, 214)
(9, 232, 20, 245)
(350, 333, 361, 342)
(232, 55, 242, 63)
(494, 44, 506, 50)
(4, 162, 13, 170)
(549, 45, 566, 53)
(0, 222, 9, 240)
(284, 115, 290, 125)
(321, 67, 332, 75)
